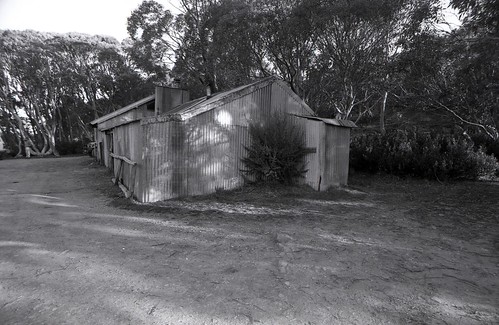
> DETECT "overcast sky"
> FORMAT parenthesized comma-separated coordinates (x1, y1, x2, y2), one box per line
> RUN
(0, 0, 181, 41)
(0, 0, 460, 42)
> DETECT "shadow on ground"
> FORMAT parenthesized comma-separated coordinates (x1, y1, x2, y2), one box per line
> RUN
(0, 157, 497, 324)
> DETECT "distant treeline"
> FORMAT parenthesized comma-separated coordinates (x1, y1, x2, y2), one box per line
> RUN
(1, 0, 497, 158)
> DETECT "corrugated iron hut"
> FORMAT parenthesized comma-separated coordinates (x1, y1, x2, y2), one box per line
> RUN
(90, 77, 356, 202)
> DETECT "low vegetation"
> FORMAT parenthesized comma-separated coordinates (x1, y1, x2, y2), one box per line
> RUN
(241, 114, 308, 184)
(350, 130, 499, 180)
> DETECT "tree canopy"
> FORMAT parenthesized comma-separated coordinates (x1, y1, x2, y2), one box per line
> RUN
(1, 0, 497, 158)
(0, 30, 153, 156)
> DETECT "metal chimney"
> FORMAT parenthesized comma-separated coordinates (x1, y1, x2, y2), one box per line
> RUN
(206, 85, 212, 99)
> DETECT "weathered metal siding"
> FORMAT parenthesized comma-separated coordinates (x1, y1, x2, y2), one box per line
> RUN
(156, 87, 190, 115)
(296, 117, 352, 190)
(139, 83, 317, 202)
(98, 109, 140, 131)
(111, 121, 142, 197)
(324, 126, 351, 187)
(185, 120, 250, 197)
(137, 80, 352, 202)
(93, 129, 105, 165)
(193, 82, 311, 126)
(197, 83, 272, 127)
(271, 82, 312, 116)
(141, 119, 251, 202)
(93, 103, 149, 191)
(102, 131, 110, 168)
(141, 121, 185, 202)
(301, 118, 323, 190)
(94, 128, 103, 163)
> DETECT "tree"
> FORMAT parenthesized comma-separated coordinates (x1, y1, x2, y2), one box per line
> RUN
(309, 0, 442, 123)
(388, 0, 498, 140)
(0, 30, 153, 156)
(0, 30, 61, 155)
(171, 0, 261, 96)
(127, 0, 175, 82)
(451, 0, 499, 35)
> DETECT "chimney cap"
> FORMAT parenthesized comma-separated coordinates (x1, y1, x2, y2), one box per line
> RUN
(206, 85, 212, 98)
(153, 82, 187, 91)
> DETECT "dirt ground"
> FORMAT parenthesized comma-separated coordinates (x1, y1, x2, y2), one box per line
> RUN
(0, 156, 497, 325)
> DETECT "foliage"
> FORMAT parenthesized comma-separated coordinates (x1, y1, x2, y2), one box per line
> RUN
(126, 0, 174, 81)
(0, 30, 152, 157)
(128, 0, 442, 120)
(471, 133, 499, 160)
(172, 0, 258, 96)
(451, 0, 499, 35)
(390, 0, 499, 140)
(56, 140, 87, 156)
(241, 114, 308, 184)
(350, 130, 498, 180)
(1, 0, 496, 160)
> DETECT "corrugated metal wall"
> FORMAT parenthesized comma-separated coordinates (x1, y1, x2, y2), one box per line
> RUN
(298, 118, 351, 190)
(200, 83, 272, 127)
(140, 120, 251, 202)
(93, 129, 105, 166)
(141, 121, 181, 202)
(324, 126, 351, 187)
(92, 79, 352, 202)
(111, 121, 142, 197)
(94, 128, 102, 163)
(271, 82, 310, 115)
(103, 132, 110, 167)
(302, 118, 323, 190)
(139, 83, 351, 202)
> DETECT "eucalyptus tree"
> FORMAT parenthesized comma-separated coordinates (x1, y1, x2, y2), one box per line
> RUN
(389, 0, 498, 139)
(306, 0, 442, 124)
(173, 0, 261, 94)
(0, 30, 152, 156)
(445, 0, 499, 139)
(127, 0, 176, 82)
(0, 30, 61, 155)
(126, 0, 444, 124)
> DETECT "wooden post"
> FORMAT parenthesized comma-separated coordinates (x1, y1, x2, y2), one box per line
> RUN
(129, 164, 137, 198)
(110, 153, 137, 199)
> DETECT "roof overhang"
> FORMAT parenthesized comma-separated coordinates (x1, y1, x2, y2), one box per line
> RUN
(90, 94, 155, 126)
(291, 114, 358, 128)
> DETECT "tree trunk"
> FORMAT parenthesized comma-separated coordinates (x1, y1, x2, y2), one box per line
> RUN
(16, 135, 23, 157)
(40, 134, 49, 154)
(50, 119, 59, 156)
(380, 91, 388, 135)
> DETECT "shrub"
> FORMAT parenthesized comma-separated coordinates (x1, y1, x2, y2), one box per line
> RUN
(0, 150, 8, 160)
(241, 113, 308, 184)
(471, 134, 499, 160)
(351, 130, 498, 180)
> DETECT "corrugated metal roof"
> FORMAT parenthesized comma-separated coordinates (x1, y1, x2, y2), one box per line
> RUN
(94, 77, 317, 127)
(166, 97, 207, 115)
(171, 77, 276, 119)
(158, 76, 315, 120)
(90, 95, 155, 126)
(292, 114, 358, 128)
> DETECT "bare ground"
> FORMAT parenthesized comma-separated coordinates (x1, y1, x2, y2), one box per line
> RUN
(0, 156, 497, 324)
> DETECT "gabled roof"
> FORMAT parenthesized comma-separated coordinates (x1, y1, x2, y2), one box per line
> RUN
(90, 95, 155, 126)
(92, 77, 317, 127)
(163, 76, 315, 120)
(292, 114, 358, 128)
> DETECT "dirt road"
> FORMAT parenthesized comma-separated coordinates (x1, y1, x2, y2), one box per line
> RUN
(0, 156, 498, 324)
